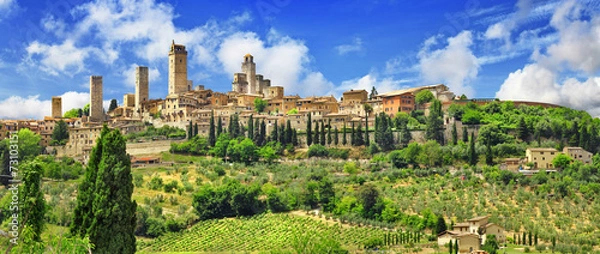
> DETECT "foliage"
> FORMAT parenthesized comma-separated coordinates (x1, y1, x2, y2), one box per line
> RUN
(254, 98, 267, 113)
(71, 126, 137, 254)
(50, 120, 69, 146)
(482, 234, 499, 254)
(552, 153, 572, 169)
(415, 90, 434, 105)
(192, 179, 261, 220)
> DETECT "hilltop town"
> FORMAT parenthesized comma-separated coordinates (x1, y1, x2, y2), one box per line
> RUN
(0, 41, 561, 162)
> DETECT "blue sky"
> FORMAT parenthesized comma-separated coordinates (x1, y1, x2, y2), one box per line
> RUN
(0, 0, 599, 119)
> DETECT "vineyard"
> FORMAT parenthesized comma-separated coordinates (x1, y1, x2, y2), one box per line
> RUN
(138, 212, 402, 253)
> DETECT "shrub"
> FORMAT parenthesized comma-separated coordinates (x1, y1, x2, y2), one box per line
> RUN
(164, 180, 179, 193)
(148, 176, 164, 190)
(308, 144, 328, 158)
(343, 162, 359, 175)
(328, 148, 349, 159)
(388, 150, 407, 168)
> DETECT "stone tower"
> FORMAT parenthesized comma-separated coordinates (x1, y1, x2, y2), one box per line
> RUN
(89, 76, 103, 122)
(135, 66, 149, 114)
(168, 40, 188, 95)
(242, 54, 257, 94)
(51, 96, 62, 118)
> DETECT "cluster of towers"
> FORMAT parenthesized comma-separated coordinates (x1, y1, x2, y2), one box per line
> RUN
(232, 54, 271, 95)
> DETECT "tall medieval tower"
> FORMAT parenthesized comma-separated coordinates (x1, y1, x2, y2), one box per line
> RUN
(135, 66, 149, 114)
(51, 96, 62, 118)
(242, 54, 257, 94)
(168, 40, 188, 95)
(89, 76, 103, 122)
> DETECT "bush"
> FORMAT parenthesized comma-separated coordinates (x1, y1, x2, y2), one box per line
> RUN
(308, 144, 328, 158)
(328, 148, 349, 159)
(148, 176, 164, 190)
(343, 162, 359, 174)
(146, 217, 166, 237)
(164, 180, 179, 193)
(388, 150, 407, 168)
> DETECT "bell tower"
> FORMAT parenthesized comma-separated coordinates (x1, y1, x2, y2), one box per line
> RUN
(168, 40, 188, 95)
(241, 53, 256, 94)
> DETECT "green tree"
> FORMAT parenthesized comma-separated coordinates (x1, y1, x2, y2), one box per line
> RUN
(254, 98, 267, 113)
(364, 103, 373, 146)
(193, 123, 198, 137)
(64, 108, 80, 118)
(327, 119, 332, 145)
(209, 110, 216, 146)
(313, 120, 320, 146)
(259, 120, 266, 146)
(468, 132, 477, 166)
(19, 161, 47, 242)
(271, 120, 279, 143)
(462, 127, 468, 143)
(552, 153, 572, 169)
(425, 99, 444, 144)
(287, 108, 299, 115)
(351, 122, 355, 146)
(357, 184, 382, 219)
(71, 126, 137, 254)
(398, 118, 411, 148)
(355, 122, 365, 146)
(482, 234, 499, 254)
(342, 122, 347, 146)
(319, 177, 336, 212)
(108, 99, 118, 112)
(187, 121, 193, 140)
(51, 119, 69, 145)
(451, 122, 458, 145)
(285, 119, 293, 144)
(292, 129, 298, 146)
(369, 86, 378, 100)
(306, 114, 313, 146)
(436, 215, 447, 234)
(449, 239, 453, 254)
(320, 120, 326, 146)
(253, 118, 260, 145)
(334, 126, 339, 146)
(485, 140, 493, 165)
(83, 103, 90, 116)
(375, 112, 394, 151)
(217, 116, 223, 136)
(247, 114, 254, 141)
(415, 90, 435, 106)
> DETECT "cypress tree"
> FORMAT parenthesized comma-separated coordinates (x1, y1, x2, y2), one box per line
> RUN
(334, 126, 339, 146)
(356, 123, 364, 146)
(462, 127, 468, 143)
(451, 122, 457, 145)
(320, 120, 326, 146)
(534, 232, 538, 246)
(449, 239, 453, 254)
(313, 120, 320, 145)
(286, 119, 293, 144)
(247, 114, 254, 140)
(522, 232, 526, 246)
(271, 120, 279, 142)
(217, 116, 223, 136)
(399, 120, 411, 147)
(72, 126, 137, 254)
(193, 123, 198, 137)
(259, 120, 266, 146)
(517, 117, 529, 142)
(306, 114, 312, 146)
(187, 121, 193, 140)
(468, 132, 477, 166)
(20, 161, 47, 242)
(228, 115, 233, 138)
(279, 123, 286, 145)
(351, 122, 355, 146)
(292, 129, 298, 146)
(454, 239, 458, 254)
(51, 119, 69, 145)
(253, 119, 260, 145)
(365, 115, 370, 146)
(209, 110, 216, 146)
(485, 140, 493, 165)
(327, 119, 332, 145)
(342, 122, 347, 146)
(528, 231, 532, 246)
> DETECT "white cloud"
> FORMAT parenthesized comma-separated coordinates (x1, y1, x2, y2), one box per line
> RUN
(41, 15, 66, 37)
(418, 31, 479, 97)
(335, 37, 363, 55)
(496, 0, 600, 116)
(299, 72, 335, 97)
(0, 91, 110, 120)
(0, 0, 16, 20)
(25, 40, 92, 76)
(484, 0, 533, 46)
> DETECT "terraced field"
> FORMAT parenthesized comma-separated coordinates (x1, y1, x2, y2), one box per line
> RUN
(138, 212, 393, 253)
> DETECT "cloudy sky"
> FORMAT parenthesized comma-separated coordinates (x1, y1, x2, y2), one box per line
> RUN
(0, 0, 599, 119)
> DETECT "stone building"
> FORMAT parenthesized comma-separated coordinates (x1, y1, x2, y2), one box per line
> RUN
(526, 147, 559, 169)
(341, 89, 368, 104)
(168, 41, 189, 95)
(123, 93, 135, 108)
(89, 76, 104, 122)
(563, 147, 593, 164)
(135, 66, 149, 115)
(52, 96, 62, 118)
(231, 54, 271, 95)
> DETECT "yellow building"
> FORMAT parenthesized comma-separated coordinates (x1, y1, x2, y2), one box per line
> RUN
(563, 147, 593, 164)
(526, 148, 559, 169)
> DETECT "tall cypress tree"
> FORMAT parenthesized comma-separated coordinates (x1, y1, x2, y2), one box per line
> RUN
(327, 119, 332, 145)
(351, 122, 355, 146)
(279, 123, 286, 145)
(485, 140, 493, 165)
(72, 126, 136, 254)
(271, 120, 279, 142)
(313, 120, 320, 145)
(292, 129, 298, 146)
(451, 122, 458, 145)
(259, 120, 266, 146)
(209, 110, 216, 146)
(356, 122, 364, 146)
(20, 161, 47, 242)
(193, 123, 198, 137)
(462, 127, 468, 143)
(334, 126, 339, 146)
(187, 121, 193, 140)
(320, 120, 326, 146)
(285, 120, 293, 144)
(517, 117, 529, 142)
(217, 116, 223, 136)
(253, 118, 260, 145)
(468, 132, 477, 166)
(247, 114, 254, 141)
(306, 114, 312, 146)
(342, 122, 347, 146)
